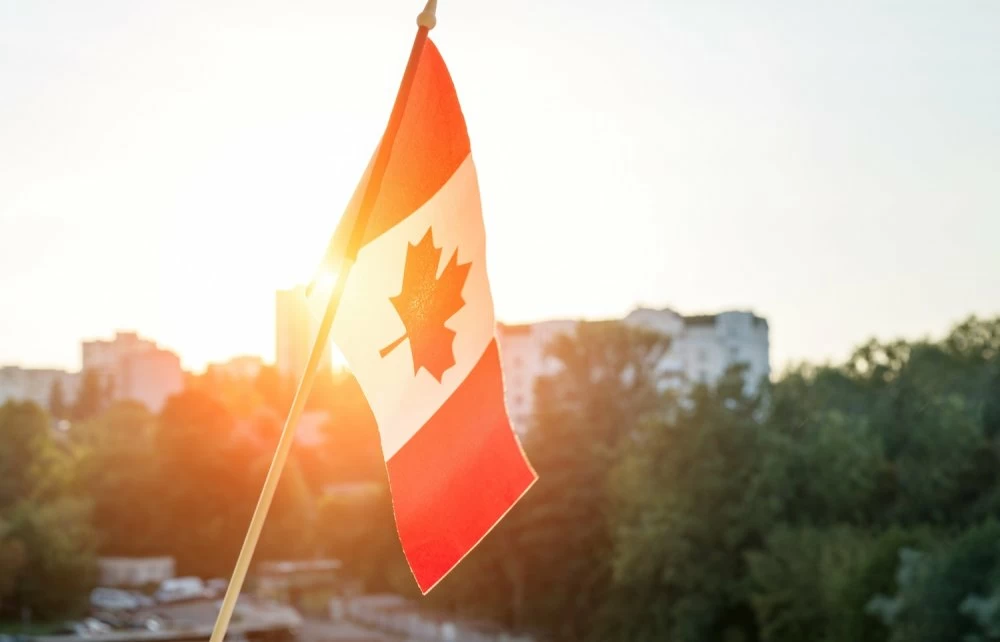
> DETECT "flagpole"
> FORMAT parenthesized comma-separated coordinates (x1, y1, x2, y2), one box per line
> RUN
(207, 4, 437, 642)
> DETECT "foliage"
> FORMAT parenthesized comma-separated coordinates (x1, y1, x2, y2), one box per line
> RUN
(0, 401, 97, 621)
(2, 498, 98, 619)
(868, 522, 1000, 642)
(425, 315, 1000, 641)
(2, 314, 999, 639)
(748, 526, 935, 642)
(72, 369, 108, 421)
(427, 321, 671, 639)
(47, 380, 67, 420)
(608, 368, 767, 642)
(72, 402, 160, 556)
(0, 402, 52, 510)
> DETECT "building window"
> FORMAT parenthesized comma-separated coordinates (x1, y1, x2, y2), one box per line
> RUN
(514, 394, 525, 407)
(513, 356, 524, 368)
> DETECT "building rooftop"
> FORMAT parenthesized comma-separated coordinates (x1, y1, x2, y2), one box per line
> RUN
(499, 307, 769, 332)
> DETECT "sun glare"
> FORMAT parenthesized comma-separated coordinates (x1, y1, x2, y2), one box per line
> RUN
(305, 268, 351, 371)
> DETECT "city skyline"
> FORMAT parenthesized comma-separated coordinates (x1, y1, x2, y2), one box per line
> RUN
(3, 1, 999, 373)
(0, 297, 986, 377)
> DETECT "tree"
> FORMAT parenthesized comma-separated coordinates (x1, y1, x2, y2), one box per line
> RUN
(0, 402, 51, 510)
(609, 367, 767, 642)
(150, 390, 318, 577)
(187, 369, 266, 419)
(944, 316, 1000, 364)
(0, 402, 97, 622)
(152, 391, 256, 577)
(431, 321, 670, 639)
(47, 380, 67, 421)
(982, 365, 1000, 440)
(255, 365, 293, 414)
(0, 519, 27, 615)
(759, 410, 887, 528)
(300, 372, 381, 490)
(424, 315, 1000, 640)
(72, 370, 106, 421)
(2, 499, 97, 620)
(313, 483, 411, 594)
(73, 402, 161, 557)
(868, 521, 1000, 642)
(257, 453, 316, 563)
(748, 526, 934, 642)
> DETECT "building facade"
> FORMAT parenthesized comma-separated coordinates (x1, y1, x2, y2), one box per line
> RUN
(0, 366, 79, 410)
(276, 286, 332, 380)
(81, 331, 184, 412)
(496, 308, 770, 432)
(495, 320, 576, 431)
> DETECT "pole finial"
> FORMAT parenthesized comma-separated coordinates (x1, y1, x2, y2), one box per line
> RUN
(417, 0, 437, 30)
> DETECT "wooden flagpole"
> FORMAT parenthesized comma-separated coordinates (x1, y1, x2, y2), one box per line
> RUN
(208, 4, 437, 641)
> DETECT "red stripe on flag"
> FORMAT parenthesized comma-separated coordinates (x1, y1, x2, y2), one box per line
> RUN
(386, 340, 537, 593)
(342, 40, 471, 247)
(364, 39, 471, 245)
(310, 40, 471, 284)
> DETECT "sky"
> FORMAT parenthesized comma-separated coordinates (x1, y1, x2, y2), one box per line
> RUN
(2, 0, 999, 373)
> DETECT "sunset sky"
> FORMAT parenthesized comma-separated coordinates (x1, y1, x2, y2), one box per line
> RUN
(2, 1, 999, 373)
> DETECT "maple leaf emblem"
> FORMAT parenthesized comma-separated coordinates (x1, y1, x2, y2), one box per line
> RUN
(379, 228, 471, 382)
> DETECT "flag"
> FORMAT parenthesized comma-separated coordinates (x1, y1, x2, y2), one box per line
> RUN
(307, 37, 537, 594)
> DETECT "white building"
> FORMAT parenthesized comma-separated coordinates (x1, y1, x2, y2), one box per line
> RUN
(0, 366, 79, 410)
(276, 286, 332, 379)
(496, 308, 770, 432)
(625, 308, 770, 391)
(495, 320, 576, 431)
(81, 331, 184, 413)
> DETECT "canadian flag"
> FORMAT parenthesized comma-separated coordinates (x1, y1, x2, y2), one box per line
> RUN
(307, 37, 537, 593)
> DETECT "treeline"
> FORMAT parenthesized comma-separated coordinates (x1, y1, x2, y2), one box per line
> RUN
(0, 367, 399, 622)
(2, 315, 999, 642)
(420, 316, 1000, 642)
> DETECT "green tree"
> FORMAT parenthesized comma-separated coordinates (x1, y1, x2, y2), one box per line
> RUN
(0, 401, 97, 622)
(748, 526, 935, 642)
(944, 316, 1000, 364)
(609, 367, 767, 642)
(2, 499, 97, 620)
(868, 521, 1000, 642)
(759, 410, 886, 527)
(0, 519, 27, 616)
(47, 380, 67, 421)
(72, 370, 106, 421)
(982, 365, 1000, 440)
(73, 402, 162, 556)
(0, 402, 52, 509)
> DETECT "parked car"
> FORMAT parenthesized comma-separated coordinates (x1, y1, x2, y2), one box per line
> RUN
(90, 587, 141, 612)
(154, 576, 210, 603)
